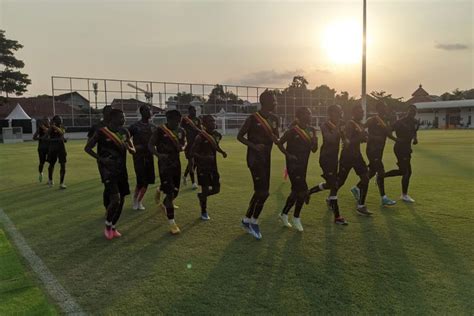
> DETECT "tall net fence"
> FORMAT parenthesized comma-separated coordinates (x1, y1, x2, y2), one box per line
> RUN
(51, 76, 333, 133)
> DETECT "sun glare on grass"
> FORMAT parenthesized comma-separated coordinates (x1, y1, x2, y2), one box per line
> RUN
(323, 20, 362, 64)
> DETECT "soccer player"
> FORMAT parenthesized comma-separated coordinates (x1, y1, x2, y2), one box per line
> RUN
(237, 90, 279, 240)
(181, 105, 202, 190)
(84, 109, 136, 240)
(384, 104, 419, 202)
(129, 105, 156, 211)
(87, 105, 112, 140)
(307, 105, 348, 225)
(87, 105, 112, 210)
(47, 115, 67, 189)
(365, 102, 397, 206)
(277, 107, 317, 232)
(337, 104, 372, 216)
(148, 110, 186, 235)
(33, 117, 50, 183)
(191, 115, 227, 220)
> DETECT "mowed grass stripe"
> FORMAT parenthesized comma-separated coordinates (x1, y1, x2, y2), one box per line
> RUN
(0, 130, 472, 314)
(0, 228, 57, 315)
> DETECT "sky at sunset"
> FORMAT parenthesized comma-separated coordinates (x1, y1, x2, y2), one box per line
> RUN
(1, 0, 472, 100)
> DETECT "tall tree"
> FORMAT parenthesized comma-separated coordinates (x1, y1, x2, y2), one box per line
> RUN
(289, 76, 309, 89)
(0, 30, 31, 102)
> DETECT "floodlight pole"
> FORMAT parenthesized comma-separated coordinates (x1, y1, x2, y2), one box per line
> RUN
(361, 0, 367, 121)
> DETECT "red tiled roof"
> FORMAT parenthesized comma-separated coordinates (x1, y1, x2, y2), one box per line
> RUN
(0, 97, 72, 119)
(110, 99, 164, 114)
(406, 85, 434, 104)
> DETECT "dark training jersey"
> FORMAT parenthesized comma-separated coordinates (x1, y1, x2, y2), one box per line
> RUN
(150, 125, 186, 170)
(181, 115, 202, 147)
(48, 125, 66, 152)
(96, 126, 130, 182)
(285, 125, 316, 163)
(36, 125, 49, 150)
(366, 115, 391, 152)
(129, 121, 156, 157)
(192, 130, 222, 171)
(392, 116, 419, 153)
(245, 111, 279, 167)
(341, 120, 366, 157)
(319, 120, 342, 161)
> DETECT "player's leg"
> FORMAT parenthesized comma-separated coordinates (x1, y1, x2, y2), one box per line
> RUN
(292, 191, 307, 232)
(248, 163, 270, 240)
(38, 149, 47, 182)
(57, 149, 67, 189)
(354, 157, 372, 216)
(400, 155, 415, 202)
(47, 151, 57, 187)
(104, 183, 120, 240)
(280, 191, 296, 228)
(189, 158, 197, 189)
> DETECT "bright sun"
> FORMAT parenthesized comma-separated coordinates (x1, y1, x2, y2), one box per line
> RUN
(323, 20, 362, 64)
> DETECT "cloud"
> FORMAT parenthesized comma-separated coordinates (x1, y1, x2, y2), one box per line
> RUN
(435, 43, 470, 51)
(232, 68, 330, 87)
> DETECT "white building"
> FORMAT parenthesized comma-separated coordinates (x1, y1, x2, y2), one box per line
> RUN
(415, 99, 474, 129)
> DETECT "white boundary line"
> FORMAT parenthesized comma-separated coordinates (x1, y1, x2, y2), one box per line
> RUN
(0, 208, 85, 315)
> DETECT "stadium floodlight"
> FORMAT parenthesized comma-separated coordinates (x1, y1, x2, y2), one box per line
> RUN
(92, 82, 98, 110)
(361, 0, 367, 121)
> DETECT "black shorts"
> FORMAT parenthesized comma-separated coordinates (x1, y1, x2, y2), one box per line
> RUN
(133, 154, 155, 186)
(197, 169, 220, 189)
(288, 169, 308, 192)
(394, 144, 412, 173)
(367, 145, 385, 172)
(249, 163, 271, 192)
(104, 176, 130, 197)
(38, 147, 48, 164)
(185, 145, 194, 160)
(319, 155, 338, 185)
(159, 167, 181, 195)
(48, 148, 67, 164)
(339, 153, 368, 177)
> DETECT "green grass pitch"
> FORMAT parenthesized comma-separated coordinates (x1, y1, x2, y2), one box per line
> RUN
(0, 130, 473, 314)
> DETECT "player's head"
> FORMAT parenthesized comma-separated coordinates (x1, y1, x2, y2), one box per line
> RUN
(102, 105, 112, 123)
(139, 104, 152, 120)
(296, 107, 312, 125)
(352, 104, 364, 121)
(166, 110, 182, 129)
(41, 116, 50, 127)
(52, 115, 62, 126)
(259, 90, 276, 113)
(202, 115, 216, 131)
(407, 104, 417, 118)
(109, 109, 125, 127)
(188, 105, 196, 117)
(376, 101, 387, 115)
(327, 104, 343, 122)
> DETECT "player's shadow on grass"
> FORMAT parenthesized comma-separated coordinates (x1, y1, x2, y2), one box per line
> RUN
(415, 146, 472, 176)
(355, 205, 431, 313)
(397, 203, 473, 312)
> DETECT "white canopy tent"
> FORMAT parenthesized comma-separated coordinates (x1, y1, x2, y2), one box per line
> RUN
(5, 103, 36, 136)
(6, 103, 32, 120)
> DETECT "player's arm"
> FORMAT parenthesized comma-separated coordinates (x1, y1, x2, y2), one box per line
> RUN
(124, 129, 136, 155)
(33, 129, 40, 141)
(237, 116, 261, 151)
(148, 130, 160, 158)
(191, 135, 205, 160)
(84, 131, 100, 160)
(179, 128, 186, 151)
(413, 119, 420, 145)
(216, 144, 227, 158)
(277, 130, 297, 161)
(311, 128, 318, 153)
